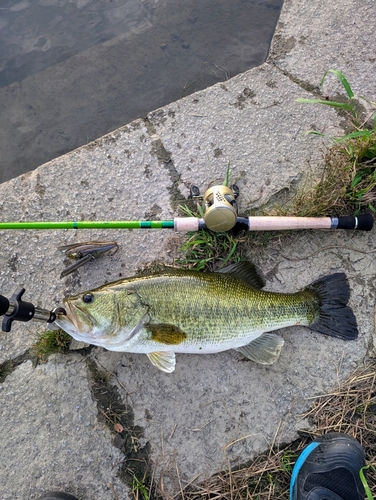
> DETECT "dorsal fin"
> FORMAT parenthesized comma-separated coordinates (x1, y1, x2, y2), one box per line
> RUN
(216, 261, 265, 289)
(136, 263, 175, 277)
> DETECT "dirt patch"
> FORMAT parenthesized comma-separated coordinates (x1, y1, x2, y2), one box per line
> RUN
(268, 34, 296, 60)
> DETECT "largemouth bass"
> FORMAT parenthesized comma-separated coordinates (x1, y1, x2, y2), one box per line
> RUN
(54, 262, 358, 373)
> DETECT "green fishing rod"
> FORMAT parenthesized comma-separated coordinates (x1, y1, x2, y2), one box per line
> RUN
(0, 215, 373, 231)
(0, 186, 373, 232)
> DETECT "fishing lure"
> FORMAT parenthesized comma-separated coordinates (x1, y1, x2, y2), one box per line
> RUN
(58, 241, 119, 278)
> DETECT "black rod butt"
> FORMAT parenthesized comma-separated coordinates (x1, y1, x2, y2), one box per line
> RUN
(337, 214, 373, 231)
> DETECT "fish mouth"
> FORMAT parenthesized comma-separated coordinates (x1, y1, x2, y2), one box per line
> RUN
(54, 306, 67, 316)
(54, 301, 94, 335)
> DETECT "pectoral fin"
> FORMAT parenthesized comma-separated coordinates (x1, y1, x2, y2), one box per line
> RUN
(147, 351, 176, 373)
(146, 323, 187, 345)
(236, 333, 285, 365)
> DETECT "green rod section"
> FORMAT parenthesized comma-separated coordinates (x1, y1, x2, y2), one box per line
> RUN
(0, 220, 175, 230)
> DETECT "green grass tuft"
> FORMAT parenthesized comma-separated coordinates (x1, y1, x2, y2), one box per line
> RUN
(31, 329, 72, 361)
(131, 474, 150, 500)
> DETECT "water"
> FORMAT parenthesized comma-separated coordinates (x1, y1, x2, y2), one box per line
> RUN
(0, 0, 283, 183)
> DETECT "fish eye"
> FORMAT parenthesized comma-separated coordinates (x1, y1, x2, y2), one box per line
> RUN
(83, 293, 94, 303)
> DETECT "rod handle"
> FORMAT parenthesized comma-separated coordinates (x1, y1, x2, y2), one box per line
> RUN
(246, 214, 373, 231)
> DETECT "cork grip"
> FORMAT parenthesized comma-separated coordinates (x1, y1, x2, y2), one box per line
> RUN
(247, 216, 332, 231)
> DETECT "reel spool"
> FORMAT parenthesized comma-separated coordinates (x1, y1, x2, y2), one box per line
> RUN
(203, 185, 238, 232)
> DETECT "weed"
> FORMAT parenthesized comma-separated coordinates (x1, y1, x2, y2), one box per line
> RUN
(279, 450, 298, 474)
(176, 204, 246, 271)
(131, 474, 150, 500)
(177, 226, 243, 271)
(361, 466, 375, 500)
(31, 328, 71, 361)
(297, 69, 375, 127)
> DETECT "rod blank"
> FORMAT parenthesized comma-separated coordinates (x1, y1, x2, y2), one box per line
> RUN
(0, 220, 175, 230)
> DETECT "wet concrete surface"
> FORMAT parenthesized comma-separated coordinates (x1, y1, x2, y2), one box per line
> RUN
(0, 0, 283, 183)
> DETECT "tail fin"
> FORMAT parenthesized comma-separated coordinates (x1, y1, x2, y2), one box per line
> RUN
(307, 273, 358, 340)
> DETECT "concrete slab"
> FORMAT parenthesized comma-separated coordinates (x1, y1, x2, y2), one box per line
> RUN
(0, 355, 127, 500)
(0, 0, 375, 498)
(147, 61, 342, 209)
(269, 0, 376, 103)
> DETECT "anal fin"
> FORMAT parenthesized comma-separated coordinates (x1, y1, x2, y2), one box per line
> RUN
(147, 351, 176, 373)
(236, 333, 284, 365)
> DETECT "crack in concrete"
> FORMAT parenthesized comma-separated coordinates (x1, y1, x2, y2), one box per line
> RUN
(0, 350, 35, 383)
(270, 63, 320, 95)
(0, 344, 155, 494)
(86, 357, 158, 496)
(144, 117, 186, 210)
(270, 64, 369, 134)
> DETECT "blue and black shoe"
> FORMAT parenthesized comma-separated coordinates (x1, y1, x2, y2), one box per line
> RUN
(290, 432, 366, 500)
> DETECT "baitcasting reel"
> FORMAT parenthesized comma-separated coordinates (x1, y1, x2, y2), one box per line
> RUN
(190, 184, 239, 232)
